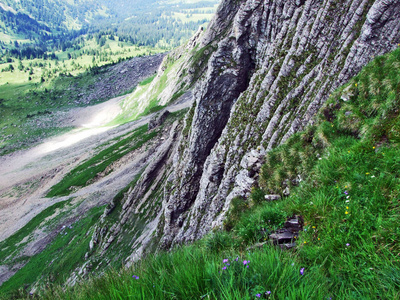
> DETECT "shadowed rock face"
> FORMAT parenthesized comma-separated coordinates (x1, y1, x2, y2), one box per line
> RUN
(93, 0, 400, 263)
(160, 0, 400, 247)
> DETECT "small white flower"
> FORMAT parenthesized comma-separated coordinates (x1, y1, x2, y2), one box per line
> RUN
(318, 158, 322, 160)
(345, 200, 350, 203)
(346, 196, 350, 199)
(371, 175, 375, 178)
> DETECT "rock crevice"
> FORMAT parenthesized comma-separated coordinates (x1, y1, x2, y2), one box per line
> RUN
(159, 0, 400, 246)
(93, 0, 400, 263)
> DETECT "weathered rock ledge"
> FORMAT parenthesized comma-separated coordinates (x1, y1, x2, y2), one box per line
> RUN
(92, 0, 400, 266)
(161, 0, 400, 247)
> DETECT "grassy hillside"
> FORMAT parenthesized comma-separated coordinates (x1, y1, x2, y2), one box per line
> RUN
(0, 110, 188, 299)
(46, 124, 158, 197)
(0, 203, 105, 295)
(0, 0, 108, 31)
(0, 43, 164, 156)
(3, 46, 398, 299)
(0, 0, 219, 55)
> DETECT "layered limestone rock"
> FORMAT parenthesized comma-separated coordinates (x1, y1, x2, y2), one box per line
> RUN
(92, 0, 400, 263)
(160, 0, 400, 246)
(119, 28, 205, 120)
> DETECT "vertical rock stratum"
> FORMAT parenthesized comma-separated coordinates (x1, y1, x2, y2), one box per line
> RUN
(91, 0, 400, 267)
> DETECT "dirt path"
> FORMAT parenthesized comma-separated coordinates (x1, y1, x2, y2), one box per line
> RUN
(0, 95, 191, 242)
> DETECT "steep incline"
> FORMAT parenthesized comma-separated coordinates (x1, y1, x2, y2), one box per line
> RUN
(161, 0, 400, 246)
(164, 0, 400, 245)
(89, 0, 400, 268)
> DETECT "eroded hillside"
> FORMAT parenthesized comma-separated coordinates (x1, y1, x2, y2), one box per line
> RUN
(99, 0, 400, 257)
(1, 0, 400, 296)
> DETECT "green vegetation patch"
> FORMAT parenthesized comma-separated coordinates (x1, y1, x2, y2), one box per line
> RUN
(139, 98, 167, 117)
(138, 74, 156, 86)
(111, 55, 186, 125)
(222, 47, 400, 297)
(33, 245, 329, 300)
(46, 124, 158, 197)
(190, 43, 217, 82)
(0, 205, 104, 297)
(0, 200, 68, 264)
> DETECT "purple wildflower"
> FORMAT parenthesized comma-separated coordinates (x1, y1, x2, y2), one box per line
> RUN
(222, 266, 227, 270)
(256, 294, 261, 298)
(243, 260, 248, 265)
(235, 257, 239, 261)
(300, 267, 305, 275)
(266, 291, 271, 295)
(223, 259, 229, 263)
(132, 275, 139, 280)
(346, 243, 350, 247)
(344, 191, 349, 195)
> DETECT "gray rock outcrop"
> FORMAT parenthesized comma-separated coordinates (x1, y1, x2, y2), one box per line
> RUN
(148, 110, 170, 130)
(93, 0, 400, 264)
(160, 0, 400, 247)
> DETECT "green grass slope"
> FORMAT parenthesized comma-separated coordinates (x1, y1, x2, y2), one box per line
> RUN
(46, 124, 157, 197)
(0, 110, 188, 299)
(2, 47, 400, 300)
(0, 204, 105, 295)
(0, 47, 163, 156)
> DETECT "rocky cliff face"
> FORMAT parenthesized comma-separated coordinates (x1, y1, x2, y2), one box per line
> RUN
(160, 0, 400, 246)
(93, 0, 400, 264)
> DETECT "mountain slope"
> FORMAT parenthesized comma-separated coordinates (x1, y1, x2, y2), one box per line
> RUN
(0, 0, 108, 31)
(0, 0, 219, 50)
(0, 0, 400, 296)
(8, 28, 400, 300)
(80, 0, 400, 268)
(58, 0, 399, 282)
(109, 0, 399, 251)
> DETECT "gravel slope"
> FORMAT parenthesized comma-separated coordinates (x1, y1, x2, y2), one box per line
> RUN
(0, 94, 192, 242)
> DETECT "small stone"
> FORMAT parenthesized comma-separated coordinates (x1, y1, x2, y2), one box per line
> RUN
(283, 187, 290, 196)
(148, 110, 170, 130)
(264, 194, 281, 201)
(280, 242, 296, 250)
(269, 231, 295, 244)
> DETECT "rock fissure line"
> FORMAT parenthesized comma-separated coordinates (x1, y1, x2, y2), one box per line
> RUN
(72, 0, 400, 274)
